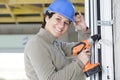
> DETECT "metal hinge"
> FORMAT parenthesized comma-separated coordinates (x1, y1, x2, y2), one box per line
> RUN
(97, 20, 113, 26)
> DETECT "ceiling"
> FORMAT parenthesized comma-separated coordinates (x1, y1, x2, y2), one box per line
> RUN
(0, 0, 84, 24)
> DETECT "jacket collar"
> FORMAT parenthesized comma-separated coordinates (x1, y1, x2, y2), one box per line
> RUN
(37, 28, 57, 43)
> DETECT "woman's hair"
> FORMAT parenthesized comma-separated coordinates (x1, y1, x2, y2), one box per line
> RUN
(41, 11, 55, 28)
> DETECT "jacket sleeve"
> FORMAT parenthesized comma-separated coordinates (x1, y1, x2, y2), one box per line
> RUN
(26, 39, 85, 80)
(77, 28, 91, 41)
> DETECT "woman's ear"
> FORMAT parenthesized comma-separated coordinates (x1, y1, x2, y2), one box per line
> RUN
(45, 15, 49, 23)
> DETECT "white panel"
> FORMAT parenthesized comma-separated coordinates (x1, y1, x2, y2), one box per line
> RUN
(85, 0, 89, 28)
(114, 0, 120, 79)
(0, 53, 27, 80)
(100, 0, 114, 80)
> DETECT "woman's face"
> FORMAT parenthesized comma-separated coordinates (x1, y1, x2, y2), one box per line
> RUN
(45, 13, 70, 38)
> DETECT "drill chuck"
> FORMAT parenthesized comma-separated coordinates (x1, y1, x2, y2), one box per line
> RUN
(91, 34, 101, 42)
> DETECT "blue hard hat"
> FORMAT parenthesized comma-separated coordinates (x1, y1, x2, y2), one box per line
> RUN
(45, 0, 75, 22)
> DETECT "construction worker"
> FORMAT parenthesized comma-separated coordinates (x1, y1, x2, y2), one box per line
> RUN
(24, 0, 90, 80)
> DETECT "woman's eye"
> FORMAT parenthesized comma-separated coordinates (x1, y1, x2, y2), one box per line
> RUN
(55, 17, 69, 26)
(64, 22, 69, 26)
(56, 18, 61, 21)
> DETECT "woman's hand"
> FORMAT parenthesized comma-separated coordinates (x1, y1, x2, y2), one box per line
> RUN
(74, 11, 87, 31)
(77, 48, 91, 65)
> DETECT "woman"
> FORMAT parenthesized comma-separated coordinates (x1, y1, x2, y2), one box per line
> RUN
(24, 0, 90, 80)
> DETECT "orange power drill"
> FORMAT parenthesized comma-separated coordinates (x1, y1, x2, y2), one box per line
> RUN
(72, 34, 102, 77)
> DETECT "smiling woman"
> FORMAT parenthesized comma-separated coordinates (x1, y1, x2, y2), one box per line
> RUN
(24, 0, 89, 80)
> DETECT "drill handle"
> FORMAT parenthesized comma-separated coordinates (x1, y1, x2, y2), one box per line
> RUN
(72, 42, 86, 56)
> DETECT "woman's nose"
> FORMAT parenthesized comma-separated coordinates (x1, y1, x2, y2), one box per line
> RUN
(58, 21, 65, 28)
